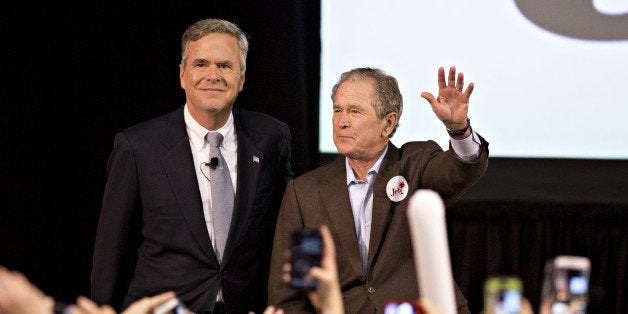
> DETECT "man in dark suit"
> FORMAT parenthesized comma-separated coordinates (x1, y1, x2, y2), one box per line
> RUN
(91, 19, 292, 314)
(268, 67, 488, 313)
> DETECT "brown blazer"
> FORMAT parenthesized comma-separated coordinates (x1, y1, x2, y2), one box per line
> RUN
(268, 137, 489, 313)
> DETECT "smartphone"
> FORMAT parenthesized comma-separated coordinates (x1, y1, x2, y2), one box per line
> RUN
(483, 276, 523, 314)
(384, 299, 425, 314)
(540, 255, 591, 314)
(153, 297, 187, 314)
(290, 228, 322, 289)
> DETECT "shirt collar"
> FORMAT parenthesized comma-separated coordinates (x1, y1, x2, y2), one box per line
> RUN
(184, 104, 234, 152)
(345, 144, 389, 185)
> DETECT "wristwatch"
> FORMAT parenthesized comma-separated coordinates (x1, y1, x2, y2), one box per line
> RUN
(446, 117, 470, 136)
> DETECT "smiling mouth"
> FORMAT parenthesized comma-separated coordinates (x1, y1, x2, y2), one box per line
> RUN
(200, 87, 224, 93)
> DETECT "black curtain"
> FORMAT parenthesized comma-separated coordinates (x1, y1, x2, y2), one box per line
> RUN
(448, 158, 628, 313)
(448, 201, 628, 313)
(1, 2, 627, 314)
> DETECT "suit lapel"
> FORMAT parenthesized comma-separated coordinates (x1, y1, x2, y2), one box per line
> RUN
(322, 157, 364, 277)
(160, 108, 218, 265)
(220, 113, 263, 265)
(368, 144, 400, 268)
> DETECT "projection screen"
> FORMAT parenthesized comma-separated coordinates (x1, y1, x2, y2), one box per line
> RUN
(319, 0, 628, 159)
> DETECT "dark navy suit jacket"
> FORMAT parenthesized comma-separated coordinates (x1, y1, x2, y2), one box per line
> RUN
(91, 106, 292, 314)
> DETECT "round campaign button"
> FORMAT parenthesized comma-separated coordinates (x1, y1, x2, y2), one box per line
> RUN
(386, 175, 409, 202)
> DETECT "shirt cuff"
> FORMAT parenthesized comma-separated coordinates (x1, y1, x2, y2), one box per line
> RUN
(450, 130, 482, 161)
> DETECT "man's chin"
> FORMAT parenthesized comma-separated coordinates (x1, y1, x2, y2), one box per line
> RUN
(333, 145, 351, 157)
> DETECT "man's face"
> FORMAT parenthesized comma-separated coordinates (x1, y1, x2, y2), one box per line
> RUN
(332, 78, 392, 161)
(179, 33, 245, 127)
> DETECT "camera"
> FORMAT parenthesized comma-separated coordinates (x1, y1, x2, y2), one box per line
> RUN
(540, 255, 591, 314)
(384, 299, 425, 314)
(289, 228, 322, 289)
(483, 276, 523, 314)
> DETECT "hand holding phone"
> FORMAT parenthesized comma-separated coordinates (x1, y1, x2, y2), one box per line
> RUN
(540, 255, 591, 314)
(152, 296, 187, 314)
(289, 228, 323, 289)
(384, 299, 425, 314)
(483, 276, 523, 314)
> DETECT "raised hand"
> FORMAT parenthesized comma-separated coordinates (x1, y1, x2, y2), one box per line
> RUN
(420, 66, 473, 133)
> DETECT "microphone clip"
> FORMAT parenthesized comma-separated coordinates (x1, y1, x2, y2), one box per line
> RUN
(208, 157, 219, 170)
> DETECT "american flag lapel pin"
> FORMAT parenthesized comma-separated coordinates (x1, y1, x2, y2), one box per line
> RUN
(252, 155, 260, 163)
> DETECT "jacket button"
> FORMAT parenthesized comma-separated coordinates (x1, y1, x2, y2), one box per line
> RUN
(368, 286, 375, 294)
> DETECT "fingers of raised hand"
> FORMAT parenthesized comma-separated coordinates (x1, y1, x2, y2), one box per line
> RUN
(447, 66, 456, 88)
(437, 67, 446, 89)
(464, 82, 474, 100)
(456, 72, 464, 92)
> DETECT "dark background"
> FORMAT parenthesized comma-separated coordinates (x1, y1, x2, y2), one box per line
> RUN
(1, 2, 627, 313)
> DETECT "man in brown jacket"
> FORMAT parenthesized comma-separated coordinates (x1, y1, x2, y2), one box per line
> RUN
(268, 66, 489, 313)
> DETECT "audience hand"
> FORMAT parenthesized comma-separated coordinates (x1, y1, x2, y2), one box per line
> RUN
(69, 296, 116, 314)
(0, 265, 193, 314)
(0, 267, 54, 314)
(279, 225, 343, 314)
(70, 291, 192, 314)
(259, 304, 284, 314)
(304, 225, 342, 314)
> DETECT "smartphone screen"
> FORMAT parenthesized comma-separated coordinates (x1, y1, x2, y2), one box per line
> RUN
(483, 276, 523, 314)
(153, 297, 186, 314)
(290, 228, 322, 289)
(540, 255, 591, 314)
(384, 299, 425, 314)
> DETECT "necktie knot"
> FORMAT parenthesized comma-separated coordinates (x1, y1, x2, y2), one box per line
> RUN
(206, 132, 223, 147)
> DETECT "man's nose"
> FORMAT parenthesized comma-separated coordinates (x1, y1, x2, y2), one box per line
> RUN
(204, 64, 222, 81)
(336, 113, 350, 128)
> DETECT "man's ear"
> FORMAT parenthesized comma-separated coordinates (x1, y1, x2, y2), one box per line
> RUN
(238, 69, 246, 92)
(179, 63, 186, 89)
(382, 112, 399, 137)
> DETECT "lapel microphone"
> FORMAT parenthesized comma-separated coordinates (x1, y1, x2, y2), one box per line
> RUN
(207, 157, 219, 170)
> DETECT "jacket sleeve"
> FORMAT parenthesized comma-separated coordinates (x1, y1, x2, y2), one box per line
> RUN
(417, 135, 489, 207)
(268, 179, 316, 313)
(278, 122, 294, 182)
(90, 132, 141, 310)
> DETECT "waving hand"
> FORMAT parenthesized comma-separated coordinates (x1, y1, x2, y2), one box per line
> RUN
(420, 66, 473, 135)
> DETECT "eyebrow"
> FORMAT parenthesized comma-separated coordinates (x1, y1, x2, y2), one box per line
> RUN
(192, 58, 209, 64)
(193, 58, 234, 64)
